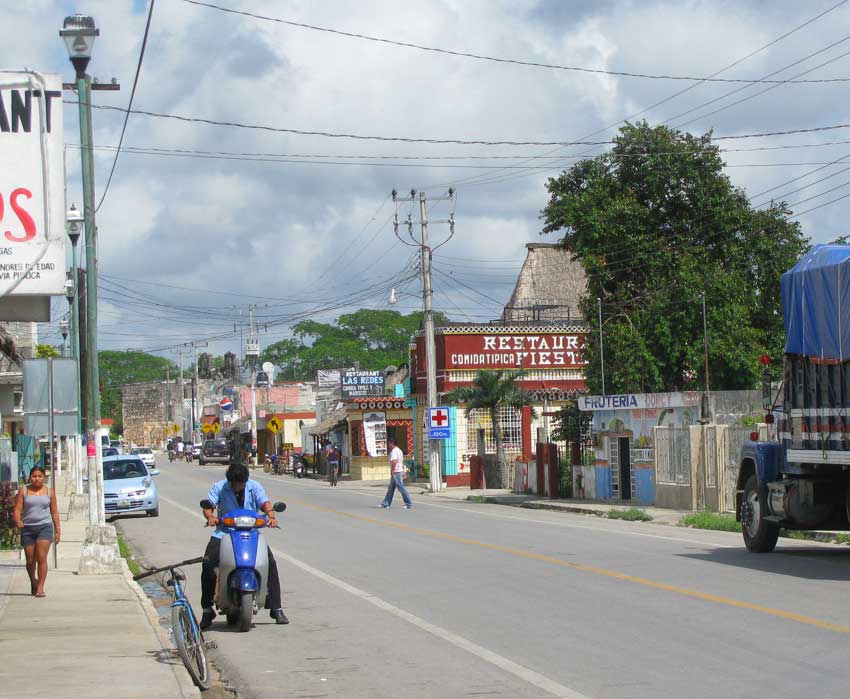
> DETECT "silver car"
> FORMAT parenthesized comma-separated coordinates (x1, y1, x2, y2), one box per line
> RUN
(131, 447, 156, 468)
(102, 455, 160, 517)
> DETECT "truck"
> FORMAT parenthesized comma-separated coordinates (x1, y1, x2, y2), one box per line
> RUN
(737, 245, 850, 551)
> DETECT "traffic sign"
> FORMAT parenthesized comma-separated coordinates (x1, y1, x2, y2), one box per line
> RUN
(219, 397, 233, 412)
(212, 420, 221, 433)
(281, 442, 294, 450)
(170, 423, 181, 434)
(266, 416, 282, 434)
(201, 422, 212, 434)
(428, 406, 451, 440)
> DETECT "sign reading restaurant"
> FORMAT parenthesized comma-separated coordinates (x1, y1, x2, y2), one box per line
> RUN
(340, 369, 385, 398)
(444, 333, 585, 370)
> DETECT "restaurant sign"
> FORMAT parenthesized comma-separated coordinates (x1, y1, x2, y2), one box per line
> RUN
(444, 333, 585, 370)
(341, 369, 385, 398)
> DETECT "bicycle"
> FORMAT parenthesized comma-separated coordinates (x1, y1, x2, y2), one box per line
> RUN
(133, 556, 210, 690)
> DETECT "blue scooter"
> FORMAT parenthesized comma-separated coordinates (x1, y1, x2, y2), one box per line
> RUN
(200, 498, 286, 632)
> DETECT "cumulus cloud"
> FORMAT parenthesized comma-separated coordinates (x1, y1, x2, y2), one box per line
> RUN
(10, 0, 850, 353)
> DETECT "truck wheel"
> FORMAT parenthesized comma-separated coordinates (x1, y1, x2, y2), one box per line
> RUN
(741, 474, 779, 553)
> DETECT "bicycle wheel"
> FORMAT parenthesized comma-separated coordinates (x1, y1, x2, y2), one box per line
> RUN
(171, 603, 210, 690)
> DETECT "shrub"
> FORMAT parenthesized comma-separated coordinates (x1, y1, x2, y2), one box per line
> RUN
(606, 508, 652, 522)
(0, 482, 20, 549)
(680, 512, 742, 532)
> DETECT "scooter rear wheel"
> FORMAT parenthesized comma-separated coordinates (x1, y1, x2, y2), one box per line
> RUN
(238, 592, 253, 632)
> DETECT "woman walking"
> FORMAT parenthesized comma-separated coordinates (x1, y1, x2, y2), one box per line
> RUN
(12, 465, 61, 597)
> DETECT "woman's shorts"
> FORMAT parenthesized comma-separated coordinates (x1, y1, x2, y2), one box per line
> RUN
(21, 523, 54, 547)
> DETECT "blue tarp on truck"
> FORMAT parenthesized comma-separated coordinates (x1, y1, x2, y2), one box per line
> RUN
(781, 244, 850, 359)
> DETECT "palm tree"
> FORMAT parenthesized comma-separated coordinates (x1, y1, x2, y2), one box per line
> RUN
(445, 369, 536, 488)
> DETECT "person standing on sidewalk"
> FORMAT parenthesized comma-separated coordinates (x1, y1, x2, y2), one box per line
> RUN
(12, 465, 60, 597)
(381, 436, 413, 509)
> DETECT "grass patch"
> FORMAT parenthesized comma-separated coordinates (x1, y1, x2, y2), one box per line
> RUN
(470, 495, 487, 503)
(783, 529, 850, 545)
(116, 532, 141, 576)
(606, 508, 652, 522)
(680, 512, 742, 532)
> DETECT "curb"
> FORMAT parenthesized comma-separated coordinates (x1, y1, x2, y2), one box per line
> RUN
(121, 558, 202, 699)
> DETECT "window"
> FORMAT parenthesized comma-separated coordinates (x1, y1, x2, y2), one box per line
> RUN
(387, 424, 409, 454)
(465, 407, 522, 454)
(350, 420, 363, 456)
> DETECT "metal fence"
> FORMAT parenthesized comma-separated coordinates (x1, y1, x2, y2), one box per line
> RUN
(655, 426, 691, 485)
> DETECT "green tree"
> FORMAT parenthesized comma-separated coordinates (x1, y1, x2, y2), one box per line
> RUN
(541, 121, 809, 393)
(35, 344, 60, 358)
(444, 370, 536, 488)
(99, 351, 177, 433)
(261, 309, 449, 379)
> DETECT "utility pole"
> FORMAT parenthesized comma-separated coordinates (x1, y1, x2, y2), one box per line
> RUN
(185, 341, 208, 444)
(246, 304, 260, 465)
(391, 188, 454, 493)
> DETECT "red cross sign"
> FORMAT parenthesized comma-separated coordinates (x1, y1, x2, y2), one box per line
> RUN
(429, 408, 449, 428)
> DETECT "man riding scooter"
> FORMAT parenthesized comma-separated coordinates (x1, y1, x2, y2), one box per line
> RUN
(199, 463, 289, 628)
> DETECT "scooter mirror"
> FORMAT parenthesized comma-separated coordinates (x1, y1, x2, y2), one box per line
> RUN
(273, 502, 286, 512)
(200, 499, 214, 509)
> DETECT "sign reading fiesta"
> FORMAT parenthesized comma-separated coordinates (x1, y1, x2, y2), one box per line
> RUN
(446, 333, 585, 370)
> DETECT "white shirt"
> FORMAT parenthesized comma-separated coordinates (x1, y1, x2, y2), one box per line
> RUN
(389, 446, 404, 474)
(176, 442, 184, 453)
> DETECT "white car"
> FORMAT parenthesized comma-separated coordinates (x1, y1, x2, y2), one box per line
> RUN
(192, 443, 202, 459)
(131, 447, 156, 468)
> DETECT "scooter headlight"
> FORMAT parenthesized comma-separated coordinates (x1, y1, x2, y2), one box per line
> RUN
(233, 515, 260, 528)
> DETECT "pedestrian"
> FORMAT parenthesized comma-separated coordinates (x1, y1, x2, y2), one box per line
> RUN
(12, 465, 61, 597)
(381, 436, 413, 509)
(328, 443, 340, 486)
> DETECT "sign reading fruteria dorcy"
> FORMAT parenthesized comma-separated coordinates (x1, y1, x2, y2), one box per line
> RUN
(340, 369, 386, 399)
(0, 73, 66, 320)
(579, 392, 702, 411)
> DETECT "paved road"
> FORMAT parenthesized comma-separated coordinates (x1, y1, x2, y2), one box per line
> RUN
(115, 456, 850, 699)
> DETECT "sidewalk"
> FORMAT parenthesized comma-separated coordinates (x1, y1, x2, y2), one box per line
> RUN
(0, 474, 199, 699)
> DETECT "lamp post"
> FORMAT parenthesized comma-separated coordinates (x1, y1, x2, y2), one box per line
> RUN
(61, 15, 121, 574)
(61, 14, 104, 527)
(65, 204, 83, 436)
(59, 319, 69, 356)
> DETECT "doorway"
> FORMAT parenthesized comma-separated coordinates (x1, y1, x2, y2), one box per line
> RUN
(618, 437, 631, 500)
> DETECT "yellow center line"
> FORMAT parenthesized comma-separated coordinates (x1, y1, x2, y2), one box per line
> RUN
(286, 496, 850, 636)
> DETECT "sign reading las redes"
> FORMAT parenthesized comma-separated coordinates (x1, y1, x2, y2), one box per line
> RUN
(0, 73, 66, 306)
(340, 369, 385, 398)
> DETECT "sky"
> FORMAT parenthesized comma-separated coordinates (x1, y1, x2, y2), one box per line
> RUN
(7, 0, 850, 364)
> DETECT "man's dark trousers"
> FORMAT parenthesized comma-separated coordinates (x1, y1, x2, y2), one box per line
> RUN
(201, 536, 283, 610)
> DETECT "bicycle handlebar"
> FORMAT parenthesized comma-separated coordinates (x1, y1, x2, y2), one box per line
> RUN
(133, 556, 205, 581)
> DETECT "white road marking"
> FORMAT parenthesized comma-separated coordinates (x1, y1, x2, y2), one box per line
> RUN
(159, 494, 592, 699)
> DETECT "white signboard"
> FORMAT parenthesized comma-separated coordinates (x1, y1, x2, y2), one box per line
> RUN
(363, 411, 387, 457)
(579, 392, 702, 411)
(0, 72, 65, 310)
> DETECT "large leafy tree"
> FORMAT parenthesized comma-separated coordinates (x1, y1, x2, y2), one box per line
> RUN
(541, 121, 809, 393)
(99, 351, 177, 433)
(444, 370, 536, 489)
(261, 309, 448, 379)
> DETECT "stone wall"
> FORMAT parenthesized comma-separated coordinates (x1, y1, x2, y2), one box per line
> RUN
(122, 381, 183, 447)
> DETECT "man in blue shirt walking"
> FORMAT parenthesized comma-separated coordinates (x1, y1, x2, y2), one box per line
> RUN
(199, 463, 288, 628)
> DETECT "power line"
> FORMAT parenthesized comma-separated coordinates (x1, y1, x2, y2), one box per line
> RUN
(95, 0, 156, 213)
(62, 100, 850, 145)
(182, 0, 850, 85)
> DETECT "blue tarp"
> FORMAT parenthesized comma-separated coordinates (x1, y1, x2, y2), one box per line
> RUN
(782, 244, 850, 358)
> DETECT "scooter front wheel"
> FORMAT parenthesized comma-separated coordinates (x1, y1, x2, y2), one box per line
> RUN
(238, 592, 253, 632)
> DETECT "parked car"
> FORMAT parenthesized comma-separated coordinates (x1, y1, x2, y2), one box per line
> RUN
(102, 454, 159, 517)
(131, 447, 156, 468)
(192, 443, 202, 459)
(103, 447, 119, 457)
(199, 438, 230, 466)
(110, 439, 124, 454)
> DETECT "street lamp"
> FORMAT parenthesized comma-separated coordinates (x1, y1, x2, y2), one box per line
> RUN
(61, 16, 115, 569)
(59, 319, 69, 355)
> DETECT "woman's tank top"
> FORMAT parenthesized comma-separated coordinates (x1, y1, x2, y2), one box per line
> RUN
(22, 487, 52, 527)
